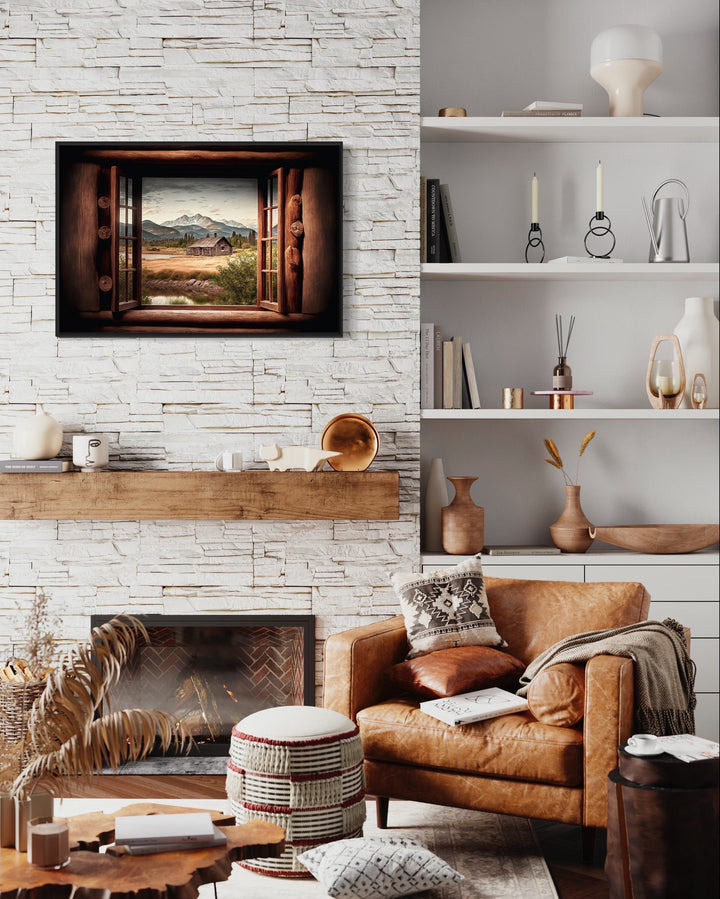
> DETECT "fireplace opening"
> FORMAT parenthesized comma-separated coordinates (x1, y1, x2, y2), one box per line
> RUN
(91, 614, 314, 772)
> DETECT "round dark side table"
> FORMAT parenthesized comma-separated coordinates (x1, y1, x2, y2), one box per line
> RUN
(605, 746, 719, 899)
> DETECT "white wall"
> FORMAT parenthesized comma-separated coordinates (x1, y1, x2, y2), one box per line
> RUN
(0, 0, 421, 678)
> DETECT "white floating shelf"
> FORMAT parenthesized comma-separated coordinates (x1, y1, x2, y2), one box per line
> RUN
(421, 409, 720, 421)
(422, 551, 719, 566)
(421, 263, 720, 281)
(421, 116, 720, 143)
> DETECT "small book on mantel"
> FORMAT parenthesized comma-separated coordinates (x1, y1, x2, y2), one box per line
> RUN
(0, 459, 73, 472)
(421, 687, 528, 726)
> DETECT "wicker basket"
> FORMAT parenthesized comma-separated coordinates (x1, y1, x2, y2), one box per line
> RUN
(0, 678, 45, 744)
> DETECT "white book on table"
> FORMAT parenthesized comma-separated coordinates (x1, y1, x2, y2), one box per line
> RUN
(524, 100, 583, 111)
(442, 339, 454, 409)
(421, 687, 528, 726)
(114, 812, 215, 847)
(433, 325, 443, 408)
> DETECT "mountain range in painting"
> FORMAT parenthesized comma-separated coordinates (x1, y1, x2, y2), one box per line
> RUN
(142, 212, 255, 242)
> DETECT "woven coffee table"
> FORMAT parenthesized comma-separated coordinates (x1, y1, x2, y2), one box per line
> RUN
(227, 705, 366, 876)
(0, 802, 285, 898)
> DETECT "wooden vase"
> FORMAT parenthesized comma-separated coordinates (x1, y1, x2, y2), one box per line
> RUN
(549, 485, 593, 553)
(441, 477, 484, 554)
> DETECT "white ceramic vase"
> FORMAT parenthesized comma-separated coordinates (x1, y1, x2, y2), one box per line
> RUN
(13, 406, 63, 460)
(424, 457, 449, 552)
(673, 297, 719, 408)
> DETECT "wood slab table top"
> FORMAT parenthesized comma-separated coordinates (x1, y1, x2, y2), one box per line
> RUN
(0, 802, 285, 899)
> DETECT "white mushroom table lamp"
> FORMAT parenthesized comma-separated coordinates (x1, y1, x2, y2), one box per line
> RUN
(590, 25, 662, 117)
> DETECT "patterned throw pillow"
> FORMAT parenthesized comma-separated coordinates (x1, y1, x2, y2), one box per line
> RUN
(298, 836, 463, 898)
(391, 555, 506, 658)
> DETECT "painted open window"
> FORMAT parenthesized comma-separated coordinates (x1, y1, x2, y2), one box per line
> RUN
(56, 142, 342, 336)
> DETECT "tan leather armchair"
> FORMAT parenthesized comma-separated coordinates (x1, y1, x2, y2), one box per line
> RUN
(323, 577, 651, 842)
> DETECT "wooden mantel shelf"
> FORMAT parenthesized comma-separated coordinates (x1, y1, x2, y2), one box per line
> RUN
(0, 471, 400, 521)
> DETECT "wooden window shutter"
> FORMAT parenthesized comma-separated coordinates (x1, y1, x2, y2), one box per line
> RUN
(258, 168, 286, 313)
(108, 166, 142, 314)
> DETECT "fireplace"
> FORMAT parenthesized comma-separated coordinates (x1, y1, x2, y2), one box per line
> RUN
(91, 614, 314, 773)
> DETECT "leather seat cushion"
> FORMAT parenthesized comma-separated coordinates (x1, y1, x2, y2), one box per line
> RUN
(357, 699, 583, 787)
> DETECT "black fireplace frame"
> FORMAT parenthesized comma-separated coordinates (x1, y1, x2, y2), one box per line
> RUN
(91, 613, 315, 758)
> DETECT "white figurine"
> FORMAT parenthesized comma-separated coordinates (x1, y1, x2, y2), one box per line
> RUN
(259, 444, 341, 472)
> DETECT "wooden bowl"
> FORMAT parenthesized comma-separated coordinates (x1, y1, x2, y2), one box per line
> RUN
(588, 524, 719, 554)
(321, 414, 379, 471)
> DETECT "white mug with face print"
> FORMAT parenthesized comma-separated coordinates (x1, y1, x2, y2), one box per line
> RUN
(73, 435, 109, 472)
(215, 451, 243, 472)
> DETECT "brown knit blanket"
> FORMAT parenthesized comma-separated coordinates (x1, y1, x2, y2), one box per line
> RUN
(517, 618, 696, 735)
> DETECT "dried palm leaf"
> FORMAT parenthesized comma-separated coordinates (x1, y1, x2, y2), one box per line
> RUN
(579, 430, 596, 456)
(12, 708, 187, 799)
(544, 438, 563, 467)
(11, 614, 189, 800)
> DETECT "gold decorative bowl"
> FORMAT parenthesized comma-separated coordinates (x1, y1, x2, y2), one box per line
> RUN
(588, 524, 719, 554)
(321, 414, 379, 472)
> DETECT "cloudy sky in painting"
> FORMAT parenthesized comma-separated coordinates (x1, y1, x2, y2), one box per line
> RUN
(143, 178, 258, 227)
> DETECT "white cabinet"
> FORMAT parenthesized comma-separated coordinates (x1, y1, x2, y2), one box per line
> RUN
(422, 552, 719, 740)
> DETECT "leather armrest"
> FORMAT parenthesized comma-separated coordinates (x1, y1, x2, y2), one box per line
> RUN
(322, 616, 408, 721)
(582, 654, 635, 829)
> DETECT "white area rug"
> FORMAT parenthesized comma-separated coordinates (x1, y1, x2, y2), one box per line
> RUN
(58, 797, 558, 898)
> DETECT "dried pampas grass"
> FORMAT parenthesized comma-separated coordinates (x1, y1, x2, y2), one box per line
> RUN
(10, 614, 189, 800)
(543, 432, 597, 486)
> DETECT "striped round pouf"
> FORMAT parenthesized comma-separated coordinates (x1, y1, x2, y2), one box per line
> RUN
(226, 705, 366, 877)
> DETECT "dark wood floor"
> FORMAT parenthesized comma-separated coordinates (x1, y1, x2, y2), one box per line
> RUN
(76, 776, 609, 899)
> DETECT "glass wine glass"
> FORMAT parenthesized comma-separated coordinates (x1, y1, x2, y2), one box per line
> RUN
(649, 359, 682, 409)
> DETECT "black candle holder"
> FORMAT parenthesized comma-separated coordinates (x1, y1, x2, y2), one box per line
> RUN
(584, 211, 616, 259)
(525, 222, 545, 263)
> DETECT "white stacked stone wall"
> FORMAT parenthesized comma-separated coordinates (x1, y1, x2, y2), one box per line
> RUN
(0, 0, 421, 690)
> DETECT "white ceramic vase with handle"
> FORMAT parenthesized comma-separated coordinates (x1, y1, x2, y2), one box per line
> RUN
(673, 297, 719, 408)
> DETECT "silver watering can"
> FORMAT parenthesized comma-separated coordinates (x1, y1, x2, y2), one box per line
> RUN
(642, 179, 690, 262)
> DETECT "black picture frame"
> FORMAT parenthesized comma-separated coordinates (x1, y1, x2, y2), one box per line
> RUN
(56, 141, 342, 337)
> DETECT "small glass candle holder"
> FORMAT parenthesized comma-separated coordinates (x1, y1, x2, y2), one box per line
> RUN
(691, 373, 708, 410)
(649, 359, 683, 409)
(27, 816, 70, 870)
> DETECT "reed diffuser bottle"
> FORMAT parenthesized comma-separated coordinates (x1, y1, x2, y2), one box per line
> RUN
(552, 314, 575, 390)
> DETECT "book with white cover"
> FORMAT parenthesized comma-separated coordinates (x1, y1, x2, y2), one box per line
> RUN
(114, 812, 216, 846)
(462, 343, 481, 409)
(433, 325, 443, 408)
(420, 687, 528, 726)
(484, 545, 560, 556)
(548, 256, 623, 264)
(524, 100, 583, 111)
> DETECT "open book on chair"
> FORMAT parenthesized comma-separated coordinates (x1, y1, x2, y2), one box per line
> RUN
(420, 687, 528, 726)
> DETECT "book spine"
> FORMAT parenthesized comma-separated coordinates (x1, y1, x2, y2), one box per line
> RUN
(420, 322, 435, 409)
(442, 339, 454, 409)
(452, 335, 462, 409)
(420, 176, 427, 262)
(426, 179, 440, 262)
(0, 461, 70, 472)
(439, 184, 461, 263)
(501, 109, 581, 117)
(462, 343, 481, 409)
(433, 325, 443, 409)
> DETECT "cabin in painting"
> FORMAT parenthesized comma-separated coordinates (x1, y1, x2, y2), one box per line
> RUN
(186, 234, 232, 257)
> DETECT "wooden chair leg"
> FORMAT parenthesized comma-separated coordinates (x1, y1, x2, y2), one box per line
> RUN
(375, 797, 389, 829)
(582, 825, 597, 865)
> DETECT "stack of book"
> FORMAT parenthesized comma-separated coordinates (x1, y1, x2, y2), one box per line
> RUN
(421, 178, 461, 263)
(421, 324, 481, 410)
(501, 100, 583, 117)
(114, 812, 227, 855)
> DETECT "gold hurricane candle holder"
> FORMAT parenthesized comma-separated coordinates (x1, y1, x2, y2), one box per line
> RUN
(646, 334, 686, 410)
